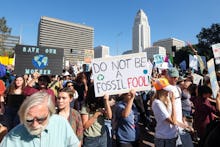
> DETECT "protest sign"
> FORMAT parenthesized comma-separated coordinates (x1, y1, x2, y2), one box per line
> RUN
(192, 73, 203, 85)
(92, 53, 151, 97)
(197, 55, 205, 73)
(212, 43, 220, 64)
(153, 54, 165, 67)
(207, 58, 219, 98)
(189, 55, 198, 71)
(14, 45, 64, 75)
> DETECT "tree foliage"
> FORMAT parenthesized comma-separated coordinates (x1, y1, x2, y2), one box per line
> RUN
(196, 23, 220, 60)
(0, 17, 12, 56)
(0, 17, 11, 34)
(175, 45, 197, 68)
(175, 23, 220, 68)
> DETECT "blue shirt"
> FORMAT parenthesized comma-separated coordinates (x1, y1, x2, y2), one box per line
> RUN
(0, 114, 79, 147)
(115, 101, 140, 142)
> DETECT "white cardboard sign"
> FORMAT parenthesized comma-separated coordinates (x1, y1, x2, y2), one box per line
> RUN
(91, 53, 151, 97)
(212, 43, 220, 64)
(207, 58, 220, 98)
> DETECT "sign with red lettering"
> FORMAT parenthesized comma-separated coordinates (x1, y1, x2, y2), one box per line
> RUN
(92, 53, 151, 97)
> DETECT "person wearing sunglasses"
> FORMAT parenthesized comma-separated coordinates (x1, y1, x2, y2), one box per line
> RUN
(0, 91, 80, 147)
(65, 81, 79, 108)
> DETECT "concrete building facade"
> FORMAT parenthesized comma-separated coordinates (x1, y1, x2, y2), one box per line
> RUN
(132, 9, 151, 53)
(144, 46, 166, 62)
(94, 45, 109, 58)
(37, 16, 94, 66)
(0, 34, 20, 51)
(153, 38, 185, 55)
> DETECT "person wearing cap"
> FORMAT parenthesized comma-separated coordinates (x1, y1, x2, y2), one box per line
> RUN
(62, 71, 72, 88)
(167, 68, 193, 147)
(152, 78, 178, 147)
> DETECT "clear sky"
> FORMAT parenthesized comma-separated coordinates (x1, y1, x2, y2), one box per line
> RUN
(1, 0, 220, 56)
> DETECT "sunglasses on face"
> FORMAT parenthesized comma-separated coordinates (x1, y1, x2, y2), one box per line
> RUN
(26, 115, 48, 125)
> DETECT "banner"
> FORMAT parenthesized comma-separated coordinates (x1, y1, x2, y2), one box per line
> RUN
(92, 53, 151, 97)
(207, 58, 219, 98)
(212, 43, 220, 64)
(14, 45, 64, 75)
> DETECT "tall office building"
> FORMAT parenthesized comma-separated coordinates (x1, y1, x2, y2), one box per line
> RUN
(38, 16, 94, 65)
(132, 9, 151, 53)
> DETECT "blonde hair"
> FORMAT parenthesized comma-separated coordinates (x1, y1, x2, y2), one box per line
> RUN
(18, 91, 55, 124)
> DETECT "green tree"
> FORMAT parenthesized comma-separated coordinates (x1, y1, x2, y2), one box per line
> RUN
(175, 45, 196, 68)
(0, 17, 12, 55)
(196, 23, 220, 60)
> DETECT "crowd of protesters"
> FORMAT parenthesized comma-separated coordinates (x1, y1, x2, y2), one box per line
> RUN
(0, 63, 220, 147)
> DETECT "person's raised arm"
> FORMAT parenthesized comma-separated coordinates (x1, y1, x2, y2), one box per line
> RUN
(166, 92, 177, 125)
(104, 94, 112, 119)
(122, 89, 136, 118)
(216, 92, 220, 111)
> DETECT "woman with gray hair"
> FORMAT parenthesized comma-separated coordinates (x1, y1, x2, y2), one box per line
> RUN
(1, 91, 80, 147)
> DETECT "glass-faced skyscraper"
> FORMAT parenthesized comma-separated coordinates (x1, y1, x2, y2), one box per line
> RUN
(132, 9, 151, 53)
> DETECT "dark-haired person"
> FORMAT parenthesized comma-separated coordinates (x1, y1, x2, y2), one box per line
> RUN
(114, 89, 140, 147)
(3, 75, 26, 130)
(80, 85, 112, 147)
(23, 72, 55, 105)
(190, 85, 220, 140)
(64, 81, 79, 108)
(73, 72, 88, 110)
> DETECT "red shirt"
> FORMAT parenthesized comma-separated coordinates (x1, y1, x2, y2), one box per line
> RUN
(23, 86, 55, 104)
(191, 96, 216, 138)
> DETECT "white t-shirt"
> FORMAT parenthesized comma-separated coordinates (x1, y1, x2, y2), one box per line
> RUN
(173, 86, 184, 123)
(152, 99, 177, 139)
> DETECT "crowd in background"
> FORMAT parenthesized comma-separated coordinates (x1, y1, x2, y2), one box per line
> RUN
(0, 63, 220, 147)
